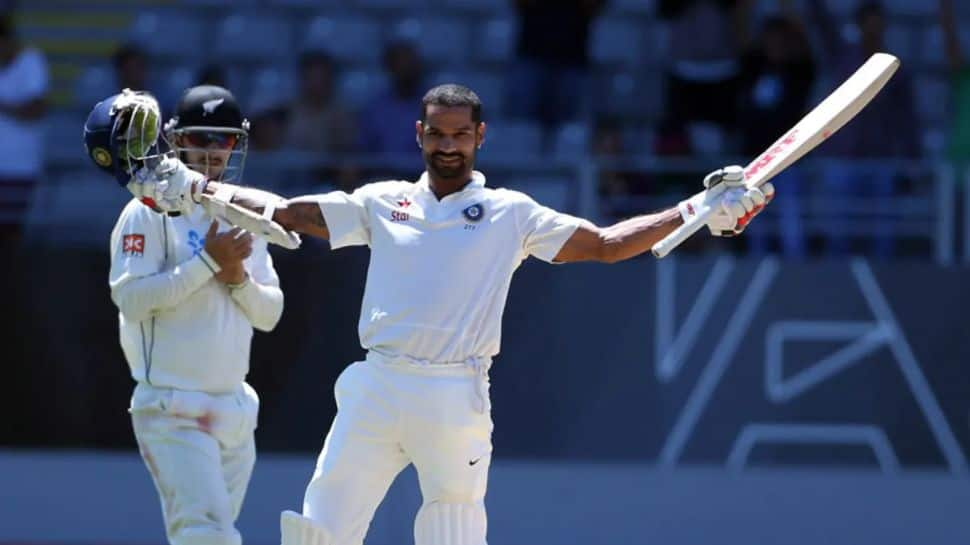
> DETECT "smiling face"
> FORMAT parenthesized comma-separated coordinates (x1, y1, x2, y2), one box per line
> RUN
(416, 104, 485, 182)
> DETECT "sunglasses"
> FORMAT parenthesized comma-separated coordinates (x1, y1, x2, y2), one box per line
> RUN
(183, 131, 239, 149)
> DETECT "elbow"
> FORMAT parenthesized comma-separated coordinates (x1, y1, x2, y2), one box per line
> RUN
(274, 203, 298, 232)
(254, 311, 282, 333)
(254, 320, 279, 333)
(596, 232, 623, 264)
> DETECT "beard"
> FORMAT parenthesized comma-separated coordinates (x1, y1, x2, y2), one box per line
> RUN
(425, 150, 473, 179)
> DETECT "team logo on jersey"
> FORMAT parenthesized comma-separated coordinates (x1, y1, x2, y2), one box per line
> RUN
(91, 147, 112, 168)
(187, 229, 205, 256)
(122, 234, 145, 257)
(462, 203, 484, 223)
(202, 98, 224, 115)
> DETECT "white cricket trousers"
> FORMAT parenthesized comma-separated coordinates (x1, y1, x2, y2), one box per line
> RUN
(130, 382, 260, 545)
(296, 351, 493, 545)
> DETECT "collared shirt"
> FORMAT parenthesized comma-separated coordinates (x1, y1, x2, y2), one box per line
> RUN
(109, 200, 282, 392)
(316, 170, 582, 362)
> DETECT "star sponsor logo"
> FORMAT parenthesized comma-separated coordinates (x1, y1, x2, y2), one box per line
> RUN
(390, 196, 413, 222)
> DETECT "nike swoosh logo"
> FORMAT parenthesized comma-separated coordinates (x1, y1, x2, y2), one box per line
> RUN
(468, 458, 482, 466)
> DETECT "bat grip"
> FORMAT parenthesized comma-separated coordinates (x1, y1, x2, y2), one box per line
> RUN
(650, 206, 716, 258)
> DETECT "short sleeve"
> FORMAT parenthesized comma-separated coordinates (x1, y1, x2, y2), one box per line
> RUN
(108, 200, 165, 289)
(315, 187, 371, 249)
(519, 195, 583, 263)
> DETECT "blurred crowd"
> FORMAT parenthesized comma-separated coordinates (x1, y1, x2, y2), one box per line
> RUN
(1, 0, 969, 259)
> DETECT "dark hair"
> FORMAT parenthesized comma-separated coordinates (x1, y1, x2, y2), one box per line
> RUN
(299, 49, 333, 73)
(382, 39, 417, 65)
(112, 43, 145, 70)
(421, 84, 482, 123)
(854, 1, 884, 23)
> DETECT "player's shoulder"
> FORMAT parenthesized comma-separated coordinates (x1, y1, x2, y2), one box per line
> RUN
(350, 179, 414, 202)
(484, 187, 541, 208)
(357, 179, 413, 195)
(116, 198, 160, 227)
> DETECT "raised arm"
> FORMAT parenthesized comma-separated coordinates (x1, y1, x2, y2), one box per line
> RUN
(554, 166, 775, 263)
(214, 184, 331, 240)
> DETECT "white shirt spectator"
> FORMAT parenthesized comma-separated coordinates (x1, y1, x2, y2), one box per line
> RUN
(0, 47, 47, 178)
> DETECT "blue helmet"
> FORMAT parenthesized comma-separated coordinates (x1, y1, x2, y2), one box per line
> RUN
(83, 89, 164, 187)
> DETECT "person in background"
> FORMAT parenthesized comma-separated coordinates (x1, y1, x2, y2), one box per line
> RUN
(113, 42, 173, 118)
(0, 11, 48, 454)
(359, 39, 426, 156)
(285, 50, 357, 188)
(593, 118, 654, 221)
(506, 0, 605, 131)
(656, 0, 746, 154)
(0, 13, 47, 243)
(807, 0, 920, 257)
(735, 4, 815, 257)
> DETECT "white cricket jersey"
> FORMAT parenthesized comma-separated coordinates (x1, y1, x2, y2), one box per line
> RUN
(108, 199, 282, 393)
(317, 170, 582, 363)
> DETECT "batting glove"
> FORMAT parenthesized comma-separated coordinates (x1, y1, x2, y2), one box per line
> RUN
(128, 156, 205, 215)
(677, 165, 775, 237)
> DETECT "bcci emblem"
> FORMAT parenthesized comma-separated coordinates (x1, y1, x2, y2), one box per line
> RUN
(92, 147, 112, 168)
(462, 203, 484, 223)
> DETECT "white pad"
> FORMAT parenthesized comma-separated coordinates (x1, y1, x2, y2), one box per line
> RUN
(414, 502, 487, 545)
(281, 511, 334, 545)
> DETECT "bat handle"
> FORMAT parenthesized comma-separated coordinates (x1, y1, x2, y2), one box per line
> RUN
(651, 206, 716, 258)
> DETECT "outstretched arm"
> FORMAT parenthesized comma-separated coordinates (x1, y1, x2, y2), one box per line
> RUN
(209, 183, 332, 240)
(554, 209, 683, 263)
(554, 166, 774, 263)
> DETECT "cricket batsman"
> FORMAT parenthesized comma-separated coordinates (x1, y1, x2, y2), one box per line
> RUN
(123, 84, 773, 545)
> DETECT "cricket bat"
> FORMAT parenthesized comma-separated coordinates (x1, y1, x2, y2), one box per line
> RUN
(651, 52, 901, 258)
